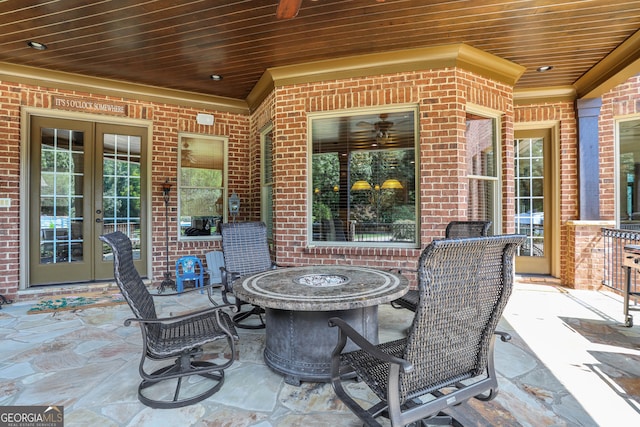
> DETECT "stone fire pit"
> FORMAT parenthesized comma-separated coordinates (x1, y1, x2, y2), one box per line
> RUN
(295, 274, 350, 287)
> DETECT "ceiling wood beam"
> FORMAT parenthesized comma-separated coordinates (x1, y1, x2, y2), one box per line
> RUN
(574, 28, 640, 99)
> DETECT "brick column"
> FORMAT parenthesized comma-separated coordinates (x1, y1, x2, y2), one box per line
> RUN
(564, 220, 613, 289)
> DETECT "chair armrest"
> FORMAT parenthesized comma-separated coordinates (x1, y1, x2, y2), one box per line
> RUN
(329, 317, 413, 374)
(219, 267, 242, 307)
(124, 303, 237, 327)
(385, 267, 417, 276)
(220, 267, 241, 290)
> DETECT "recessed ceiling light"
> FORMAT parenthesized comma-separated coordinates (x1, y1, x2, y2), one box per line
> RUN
(210, 74, 223, 81)
(27, 41, 47, 50)
(536, 65, 553, 72)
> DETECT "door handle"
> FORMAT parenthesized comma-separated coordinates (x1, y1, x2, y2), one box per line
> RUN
(95, 218, 102, 223)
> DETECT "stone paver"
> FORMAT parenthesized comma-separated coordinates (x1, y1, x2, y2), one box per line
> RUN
(0, 282, 639, 426)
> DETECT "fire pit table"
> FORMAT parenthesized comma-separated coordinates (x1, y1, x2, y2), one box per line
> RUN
(234, 265, 408, 385)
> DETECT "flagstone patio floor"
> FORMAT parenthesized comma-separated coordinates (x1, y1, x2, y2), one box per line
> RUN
(1, 280, 640, 426)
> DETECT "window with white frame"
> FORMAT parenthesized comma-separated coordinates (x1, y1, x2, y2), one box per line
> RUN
(178, 134, 226, 238)
(310, 107, 418, 246)
(465, 110, 500, 234)
(618, 118, 640, 229)
(261, 125, 274, 241)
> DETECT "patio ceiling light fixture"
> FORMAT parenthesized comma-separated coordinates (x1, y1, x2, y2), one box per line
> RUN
(381, 179, 403, 189)
(351, 179, 403, 191)
(351, 180, 372, 191)
(27, 40, 47, 50)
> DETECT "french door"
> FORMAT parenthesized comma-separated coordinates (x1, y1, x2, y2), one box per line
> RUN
(514, 128, 554, 275)
(29, 116, 148, 286)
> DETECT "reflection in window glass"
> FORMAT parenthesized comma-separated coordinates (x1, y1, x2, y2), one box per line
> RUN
(466, 113, 498, 231)
(261, 127, 274, 241)
(466, 117, 496, 177)
(465, 113, 500, 234)
(619, 119, 640, 229)
(40, 127, 85, 264)
(310, 109, 417, 245)
(179, 135, 226, 238)
(102, 133, 142, 260)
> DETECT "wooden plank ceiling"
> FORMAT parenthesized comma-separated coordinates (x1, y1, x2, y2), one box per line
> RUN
(0, 0, 639, 102)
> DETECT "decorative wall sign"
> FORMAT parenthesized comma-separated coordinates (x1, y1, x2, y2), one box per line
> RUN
(52, 96, 127, 116)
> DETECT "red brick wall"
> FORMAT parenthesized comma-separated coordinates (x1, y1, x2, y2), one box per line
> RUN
(564, 221, 611, 290)
(0, 81, 249, 299)
(0, 82, 22, 297)
(268, 68, 515, 274)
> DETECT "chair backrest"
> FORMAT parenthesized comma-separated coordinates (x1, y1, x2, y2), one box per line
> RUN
(445, 220, 492, 238)
(400, 235, 524, 403)
(220, 222, 273, 276)
(205, 250, 225, 284)
(99, 231, 157, 321)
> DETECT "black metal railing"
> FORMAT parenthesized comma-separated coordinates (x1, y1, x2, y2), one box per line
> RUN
(602, 227, 640, 293)
(352, 222, 415, 242)
(312, 221, 416, 243)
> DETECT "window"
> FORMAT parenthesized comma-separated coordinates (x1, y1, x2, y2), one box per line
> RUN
(310, 107, 417, 246)
(465, 110, 501, 234)
(178, 134, 227, 239)
(261, 125, 274, 241)
(618, 118, 640, 229)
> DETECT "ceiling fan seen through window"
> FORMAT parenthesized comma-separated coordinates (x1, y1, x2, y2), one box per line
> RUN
(276, 0, 302, 19)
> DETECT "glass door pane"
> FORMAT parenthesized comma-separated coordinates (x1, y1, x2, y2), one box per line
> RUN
(39, 128, 85, 264)
(101, 133, 142, 260)
(515, 137, 545, 256)
(95, 123, 147, 279)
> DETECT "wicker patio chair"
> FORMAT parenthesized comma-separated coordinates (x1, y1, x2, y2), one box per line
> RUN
(205, 250, 225, 287)
(100, 231, 238, 409)
(445, 220, 492, 238)
(391, 220, 492, 312)
(220, 221, 277, 329)
(329, 234, 525, 427)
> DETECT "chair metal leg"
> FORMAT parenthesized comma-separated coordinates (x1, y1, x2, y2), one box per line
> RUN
(138, 354, 226, 409)
(418, 412, 463, 426)
(232, 305, 266, 329)
(0, 294, 13, 309)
